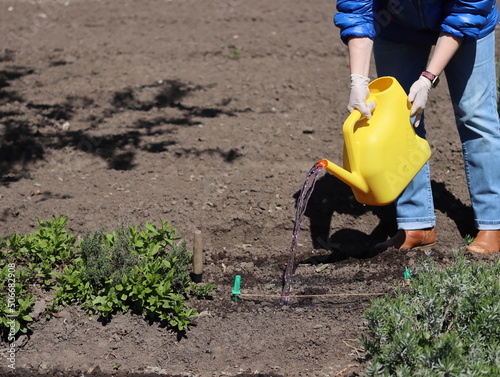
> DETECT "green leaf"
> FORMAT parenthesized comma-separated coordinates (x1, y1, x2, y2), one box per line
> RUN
(14, 320, 21, 334)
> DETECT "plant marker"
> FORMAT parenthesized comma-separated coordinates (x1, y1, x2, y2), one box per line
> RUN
(192, 229, 203, 283)
(232, 275, 241, 300)
(404, 267, 411, 286)
(404, 267, 411, 280)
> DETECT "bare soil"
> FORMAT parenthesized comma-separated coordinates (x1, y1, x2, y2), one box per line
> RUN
(0, 1, 498, 376)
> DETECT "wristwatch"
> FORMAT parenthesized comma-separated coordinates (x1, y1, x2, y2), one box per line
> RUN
(421, 70, 440, 88)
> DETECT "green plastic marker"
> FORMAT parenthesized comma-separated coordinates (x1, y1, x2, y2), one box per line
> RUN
(404, 267, 411, 280)
(404, 267, 411, 286)
(232, 275, 241, 300)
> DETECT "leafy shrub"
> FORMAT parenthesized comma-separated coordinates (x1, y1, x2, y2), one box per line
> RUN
(0, 215, 76, 339)
(0, 262, 34, 339)
(5, 215, 77, 288)
(53, 221, 214, 331)
(362, 253, 500, 376)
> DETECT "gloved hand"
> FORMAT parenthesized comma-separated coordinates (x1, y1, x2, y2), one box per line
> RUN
(408, 75, 432, 127)
(348, 74, 376, 119)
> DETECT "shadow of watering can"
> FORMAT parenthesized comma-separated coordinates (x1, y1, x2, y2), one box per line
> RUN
(319, 76, 431, 206)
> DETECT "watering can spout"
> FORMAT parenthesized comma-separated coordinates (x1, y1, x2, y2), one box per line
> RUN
(317, 159, 369, 194)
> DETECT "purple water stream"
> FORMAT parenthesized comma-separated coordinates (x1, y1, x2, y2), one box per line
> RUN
(281, 161, 325, 305)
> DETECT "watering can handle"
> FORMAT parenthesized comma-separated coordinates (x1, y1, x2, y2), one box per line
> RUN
(342, 109, 364, 134)
(342, 109, 364, 172)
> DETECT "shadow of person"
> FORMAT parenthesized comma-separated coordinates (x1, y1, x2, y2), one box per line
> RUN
(296, 173, 476, 265)
(431, 180, 475, 238)
(294, 173, 397, 263)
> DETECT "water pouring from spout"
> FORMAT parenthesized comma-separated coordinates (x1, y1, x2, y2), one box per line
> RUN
(281, 160, 326, 305)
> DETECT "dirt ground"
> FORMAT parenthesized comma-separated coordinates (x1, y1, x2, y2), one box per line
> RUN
(0, 1, 499, 376)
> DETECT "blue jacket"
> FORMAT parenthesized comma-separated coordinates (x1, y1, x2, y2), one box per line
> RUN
(334, 0, 498, 45)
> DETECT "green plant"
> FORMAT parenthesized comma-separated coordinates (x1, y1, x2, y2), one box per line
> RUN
(0, 215, 76, 339)
(53, 221, 213, 331)
(463, 234, 474, 246)
(80, 226, 137, 289)
(5, 215, 77, 288)
(228, 45, 241, 60)
(128, 220, 178, 257)
(0, 263, 34, 339)
(362, 253, 500, 376)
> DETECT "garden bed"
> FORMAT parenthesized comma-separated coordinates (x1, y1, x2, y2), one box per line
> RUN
(0, 0, 498, 376)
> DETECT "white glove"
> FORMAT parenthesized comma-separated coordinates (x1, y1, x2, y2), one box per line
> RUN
(348, 74, 376, 119)
(408, 75, 432, 127)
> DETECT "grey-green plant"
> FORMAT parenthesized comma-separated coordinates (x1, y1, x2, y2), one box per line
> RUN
(362, 253, 500, 377)
(79, 226, 137, 290)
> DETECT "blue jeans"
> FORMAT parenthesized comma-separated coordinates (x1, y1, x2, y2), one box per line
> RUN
(374, 32, 500, 230)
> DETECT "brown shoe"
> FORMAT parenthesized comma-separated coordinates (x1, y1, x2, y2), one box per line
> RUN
(466, 230, 500, 254)
(374, 228, 436, 251)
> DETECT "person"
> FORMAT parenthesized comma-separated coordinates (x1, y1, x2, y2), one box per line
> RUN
(334, 0, 500, 254)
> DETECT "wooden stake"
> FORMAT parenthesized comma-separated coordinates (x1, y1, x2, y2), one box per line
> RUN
(192, 229, 203, 283)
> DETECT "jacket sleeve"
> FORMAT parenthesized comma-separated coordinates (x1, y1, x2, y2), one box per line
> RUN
(442, 0, 497, 41)
(334, 0, 376, 45)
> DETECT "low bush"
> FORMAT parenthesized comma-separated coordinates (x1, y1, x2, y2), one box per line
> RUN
(1, 215, 75, 338)
(0, 261, 34, 340)
(362, 253, 500, 376)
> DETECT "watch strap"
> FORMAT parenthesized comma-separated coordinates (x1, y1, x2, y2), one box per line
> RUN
(421, 71, 439, 88)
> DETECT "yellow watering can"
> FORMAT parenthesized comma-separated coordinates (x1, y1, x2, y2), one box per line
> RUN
(319, 76, 431, 206)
